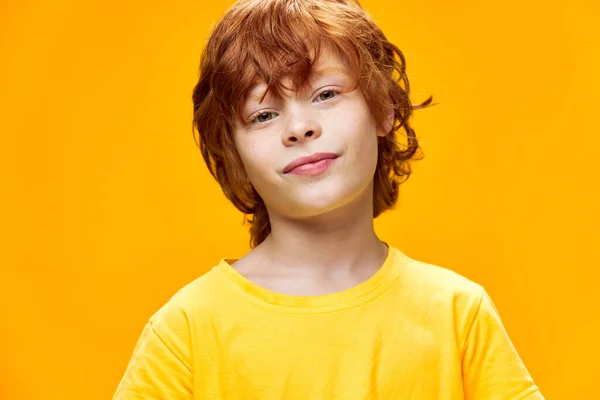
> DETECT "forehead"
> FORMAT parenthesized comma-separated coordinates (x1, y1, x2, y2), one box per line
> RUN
(303, 45, 351, 78)
(245, 47, 352, 100)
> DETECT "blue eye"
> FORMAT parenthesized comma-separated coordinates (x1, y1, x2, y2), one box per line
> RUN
(316, 89, 338, 102)
(249, 89, 339, 124)
(252, 111, 277, 123)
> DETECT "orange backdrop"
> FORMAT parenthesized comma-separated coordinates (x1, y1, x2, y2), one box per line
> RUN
(1, 0, 598, 398)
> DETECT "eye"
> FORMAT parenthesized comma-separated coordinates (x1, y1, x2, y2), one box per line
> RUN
(316, 89, 339, 102)
(251, 111, 278, 124)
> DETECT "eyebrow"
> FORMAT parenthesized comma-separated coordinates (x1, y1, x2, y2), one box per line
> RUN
(245, 66, 350, 103)
(310, 66, 350, 79)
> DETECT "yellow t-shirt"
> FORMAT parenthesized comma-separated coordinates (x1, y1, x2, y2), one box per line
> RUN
(113, 245, 543, 399)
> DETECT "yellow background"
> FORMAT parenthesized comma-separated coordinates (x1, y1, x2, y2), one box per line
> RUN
(1, 0, 598, 398)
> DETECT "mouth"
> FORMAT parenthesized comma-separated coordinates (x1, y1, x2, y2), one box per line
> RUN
(283, 152, 340, 175)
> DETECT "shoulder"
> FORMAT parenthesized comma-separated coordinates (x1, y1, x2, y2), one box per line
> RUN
(391, 250, 501, 353)
(393, 249, 488, 329)
(113, 269, 226, 397)
(147, 264, 227, 335)
(397, 250, 485, 301)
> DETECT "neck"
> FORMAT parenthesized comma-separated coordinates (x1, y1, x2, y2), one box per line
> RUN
(256, 183, 387, 275)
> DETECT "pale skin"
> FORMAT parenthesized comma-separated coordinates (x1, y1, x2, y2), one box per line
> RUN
(230, 46, 395, 296)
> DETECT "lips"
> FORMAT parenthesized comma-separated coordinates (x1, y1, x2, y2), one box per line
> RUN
(283, 152, 339, 174)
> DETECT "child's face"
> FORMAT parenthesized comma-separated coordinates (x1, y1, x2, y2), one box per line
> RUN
(233, 46, 393, 220)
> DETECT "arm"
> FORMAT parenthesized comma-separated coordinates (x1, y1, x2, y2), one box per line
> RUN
(461, 288, 544, 400)
(113, 310, 193, 399)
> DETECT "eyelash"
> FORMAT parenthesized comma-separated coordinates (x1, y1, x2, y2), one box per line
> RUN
(248, 88, 341, 124)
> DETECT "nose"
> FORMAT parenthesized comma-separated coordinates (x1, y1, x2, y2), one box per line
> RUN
(283, 107, 322, 145)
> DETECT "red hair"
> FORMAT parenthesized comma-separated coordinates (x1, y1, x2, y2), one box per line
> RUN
(192, 0, 434, 248)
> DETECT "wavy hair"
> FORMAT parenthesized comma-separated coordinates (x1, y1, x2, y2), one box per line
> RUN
(192, 0, 434, 249)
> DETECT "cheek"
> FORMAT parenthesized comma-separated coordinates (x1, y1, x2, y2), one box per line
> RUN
(353, 136, 379, 179)
(235, 137, 278, 190)
(339, 109, 379, 162)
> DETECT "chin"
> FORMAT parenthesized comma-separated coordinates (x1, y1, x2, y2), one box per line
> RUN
(283, 185, 362, 218)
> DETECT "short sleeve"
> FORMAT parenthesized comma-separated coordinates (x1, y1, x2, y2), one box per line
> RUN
(461, 288, 544, 400)
(113, 307, 193, 399)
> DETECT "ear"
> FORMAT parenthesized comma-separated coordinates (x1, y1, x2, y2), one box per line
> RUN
(377, 104, 395, 137)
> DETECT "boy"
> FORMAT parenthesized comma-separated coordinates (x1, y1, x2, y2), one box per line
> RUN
(114, 0, 544, 398)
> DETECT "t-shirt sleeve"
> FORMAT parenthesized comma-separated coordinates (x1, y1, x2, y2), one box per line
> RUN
(461, 288, 544, 400)
(113, 306, 193, 399)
